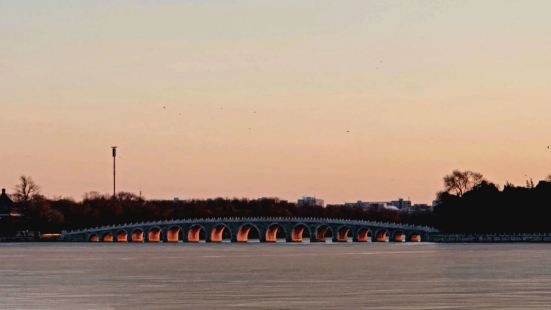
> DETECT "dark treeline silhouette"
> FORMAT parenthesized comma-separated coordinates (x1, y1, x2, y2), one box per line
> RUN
(9, 192, 432, 233)
(435, 180, 551, 233)
(7, 170, 551, 235)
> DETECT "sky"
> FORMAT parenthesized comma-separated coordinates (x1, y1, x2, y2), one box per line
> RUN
(1, 1, 551, 204)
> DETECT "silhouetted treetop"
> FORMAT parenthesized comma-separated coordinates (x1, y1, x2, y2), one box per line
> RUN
(13, 176, 41, 202)
(443, 170, 484, 197)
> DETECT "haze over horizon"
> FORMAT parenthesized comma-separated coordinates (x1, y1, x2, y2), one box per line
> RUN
(2, 1, 551, 204)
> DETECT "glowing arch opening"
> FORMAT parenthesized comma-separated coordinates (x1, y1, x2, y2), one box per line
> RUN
(265, 224, 286, 242)
(131, 229, 144, 242)
(376, 230, 389, 242)
(166, 227, 181, 243)
(187, 225, 206, 243)
(336, 227, 352, 242)
(89, 234, 99, 242)
(102, 232, 114, 242)
(393, 231, 406, 242)
(291, 224, 310, 243)
(116, 231, 128, 242)
(236, 224, 260, 243)
(148, 228, 161, 242)
(410, 233, 422, 242)
(313, 225, 333, 242)
(356, 228, 371, 242)
(210, 224, 231, 243)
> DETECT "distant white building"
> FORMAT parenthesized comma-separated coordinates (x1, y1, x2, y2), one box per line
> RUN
(388, 199, 412, 210)
(342, 199, 416, 211)
(384, 205, 400, 211)
(297, 196, 325, 207)
(344, 201, 395, 210)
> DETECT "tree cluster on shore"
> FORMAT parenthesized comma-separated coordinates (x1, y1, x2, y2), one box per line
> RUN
(435, 174, 551, 233)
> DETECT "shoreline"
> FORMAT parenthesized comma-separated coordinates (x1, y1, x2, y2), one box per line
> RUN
(429, 233, 551, 243)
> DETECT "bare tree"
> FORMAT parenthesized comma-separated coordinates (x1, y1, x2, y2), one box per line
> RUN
(527, 178, 535, 189)
(14, 175, 41, 202)
(443, 170, 484, 197)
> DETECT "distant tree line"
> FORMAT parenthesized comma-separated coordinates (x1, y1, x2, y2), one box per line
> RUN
(6, 170, 551, 234)
(11, 192, 431, 233)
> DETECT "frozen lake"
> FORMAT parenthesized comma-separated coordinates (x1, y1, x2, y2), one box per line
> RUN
(2, 243, 551, 309)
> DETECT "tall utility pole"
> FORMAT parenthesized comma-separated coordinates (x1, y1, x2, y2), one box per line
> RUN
(112, 146, 117, 198)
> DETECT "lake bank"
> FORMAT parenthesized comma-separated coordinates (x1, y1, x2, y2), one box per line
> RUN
(430, 233, 551, 243)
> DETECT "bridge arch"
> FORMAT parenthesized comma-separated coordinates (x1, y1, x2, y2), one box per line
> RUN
(147, 227, 162, 242)
(265, 223, 286, 242)
(102, 232, 114, 242)
(131, 229, 144, 242)
(355, 228, 372, 242)
(165, 226, 182, 243)
(335, 226, 352, 242)
(392, 231, 406, 242)
(116, 230, 128, 242)
(409, 232, 422, 242)
(187, 224, 206, 243)
(313, 224, 333, 242)
(89, 233, 99, 242)
(375, 229, 390, 242)
(290, 223, 311, 243)
(210, 224, 231, 243)
(236, 224, 261, 242)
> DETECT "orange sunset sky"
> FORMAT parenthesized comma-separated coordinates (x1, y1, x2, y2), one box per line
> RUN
(1, 1, 551, 204)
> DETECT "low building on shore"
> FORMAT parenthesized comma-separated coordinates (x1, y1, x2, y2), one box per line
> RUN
(388, 198, 412, 210)
(0, 188, 31, 240)
(0, 188, 22, 218)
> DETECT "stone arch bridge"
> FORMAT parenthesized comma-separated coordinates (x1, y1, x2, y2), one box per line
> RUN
(62, 218, 438, 243)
